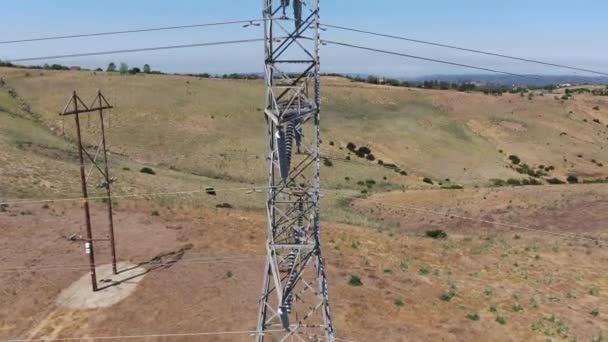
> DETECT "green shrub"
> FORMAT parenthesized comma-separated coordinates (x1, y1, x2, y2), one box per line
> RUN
(491, 179, 506, 187)
(426, 230, 448, 239)
(441, 184, 464, 190)
(525, 178, 542, 186)
(399, 257, 409, 271)
(439, 287, 457, 302)
(140, 167, 156, 175)
(495, 316, 507, 325)
(512, 303, 524, 312)
(509, 155, 521, 165)
(583, 178, 608, 184)
(515, 163, 546, 178)
(546, 178, 565, 185)
(357, 146, 371, 155)
(349, 275, 363, 286)
(567, 175, 579, 184)
(394, 298, 404, 307)
(467, 313, 480, 321)
(507, 178, 522, 186)
(423, 177, 434, 185)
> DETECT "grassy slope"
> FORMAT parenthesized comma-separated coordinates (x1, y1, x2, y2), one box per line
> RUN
(2, 67, 608, 209)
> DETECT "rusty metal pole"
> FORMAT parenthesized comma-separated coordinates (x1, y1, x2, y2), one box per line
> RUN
(98, 91, 118, 275)
(73, 91, 98, 291)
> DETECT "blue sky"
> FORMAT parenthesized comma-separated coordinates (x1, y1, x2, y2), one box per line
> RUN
(2, 1, 607, 77)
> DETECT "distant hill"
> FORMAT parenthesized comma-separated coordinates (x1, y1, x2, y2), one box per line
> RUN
(409, 74, 608, 87)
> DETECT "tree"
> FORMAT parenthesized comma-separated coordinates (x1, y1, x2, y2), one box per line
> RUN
(366, 75, 379, 84)
(119, 63, 128, 74)
(106, 62, 117, 72)
(51, 64, 67, 70)
(128, 67, 141, 75)
(385, 78, 402, 87)
(143, 64, 151, 74)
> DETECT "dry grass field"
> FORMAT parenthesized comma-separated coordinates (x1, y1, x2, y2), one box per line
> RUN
(1, 67, 607, 341)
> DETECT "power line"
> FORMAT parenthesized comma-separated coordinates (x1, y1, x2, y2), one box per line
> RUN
(4, 18, 600, 78)
(6, 38, 266, 63)
(322, 23, 608, 77)
(4, 17, 605, 78)
(0, 149, 421, 208)
(337, 194, 605, 243)
(0, 185, 270, 206)
(8, 329, 285, 341)
(321, 39, 539, 79)
(2, 156, 604, 244)
(1, 254, 265, 271)
(0, 255, 266, 273)
(0, 19, 273, 45)
(0, 148, 421, 206)
(2, 39, 558, 80)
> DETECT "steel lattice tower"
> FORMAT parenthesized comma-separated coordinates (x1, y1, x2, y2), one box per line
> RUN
(256, 0, 335, 341)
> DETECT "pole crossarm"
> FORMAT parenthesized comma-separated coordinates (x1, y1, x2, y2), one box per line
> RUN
(61, 105, 114, 116)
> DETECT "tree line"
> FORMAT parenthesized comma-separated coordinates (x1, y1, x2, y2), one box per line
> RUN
(103, 62, 153, 75)
(2, 60, 607, 94)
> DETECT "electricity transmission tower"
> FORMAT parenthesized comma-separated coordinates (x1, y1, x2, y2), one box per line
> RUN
(256, 0, 335, 341)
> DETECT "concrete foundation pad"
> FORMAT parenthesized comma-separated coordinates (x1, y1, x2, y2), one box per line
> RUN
(56, 262, 147, 309)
